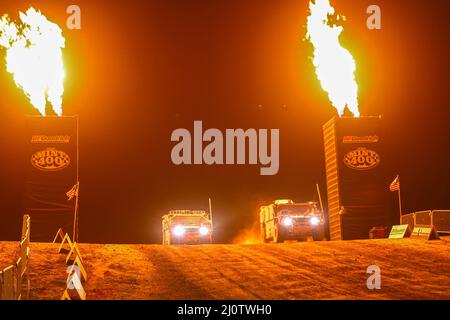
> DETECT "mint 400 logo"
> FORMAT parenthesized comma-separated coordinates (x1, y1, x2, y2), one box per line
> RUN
(31, 147, 70, 171)
(344, 147, 380, 170)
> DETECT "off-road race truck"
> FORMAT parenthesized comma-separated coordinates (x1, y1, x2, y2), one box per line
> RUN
(260, 199, 326, 243)
(162, 210, 213, 245)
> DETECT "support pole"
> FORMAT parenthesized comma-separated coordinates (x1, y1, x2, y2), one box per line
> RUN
(397, 185, 403, 224)
(72, 182, 79, 242)
(316, 183, 324, 213)
(208, 197, 213, 229)
(74, 116, 79, 242)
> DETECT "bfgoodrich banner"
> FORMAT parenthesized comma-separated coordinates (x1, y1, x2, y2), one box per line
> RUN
(24, 116, 78, 241)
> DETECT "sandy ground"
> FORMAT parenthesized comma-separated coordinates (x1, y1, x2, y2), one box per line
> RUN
(1, 238, 449, 300)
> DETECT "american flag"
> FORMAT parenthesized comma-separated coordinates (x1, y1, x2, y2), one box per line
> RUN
(66, 182, 79, 201)
(389, 175, 400, 192)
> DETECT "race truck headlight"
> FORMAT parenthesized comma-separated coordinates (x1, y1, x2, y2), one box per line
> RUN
(173, 225, 185, 237)
(199, 226, 209, 236)
(310, 217, 320, 226)
(282, 217, 293, 226)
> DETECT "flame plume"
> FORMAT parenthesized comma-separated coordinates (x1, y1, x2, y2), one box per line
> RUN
(306, 0, 359, 117)
(0, 8, 65, 116)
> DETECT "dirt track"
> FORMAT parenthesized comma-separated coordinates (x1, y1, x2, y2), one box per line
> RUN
(1, 238, 450, 300)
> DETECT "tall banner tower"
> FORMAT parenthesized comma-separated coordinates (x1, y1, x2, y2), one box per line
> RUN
(24, 116, 78, 241)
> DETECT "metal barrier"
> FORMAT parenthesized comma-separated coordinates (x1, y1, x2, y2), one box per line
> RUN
(401, 213, 415, 231)
(0, 215, 31, 300)
(401, 210, 450, 235)
(22, 215, 31, 243)
(16, 239, 30, 299)
(415, 210, 432, 225)
(0, 266, 15, 300)
(432, 210, 450, 234)
(16, 215, 31, 299)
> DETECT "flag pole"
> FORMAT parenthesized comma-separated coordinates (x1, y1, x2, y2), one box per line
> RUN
(208, 197, 214, 243)
(397, 177, 403, 224)
(74, 116, 79, 242)
(208, 197, 213, 229)
(72, 182, 79, 242)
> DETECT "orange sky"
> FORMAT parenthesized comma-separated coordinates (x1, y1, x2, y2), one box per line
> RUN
(0, 0, 449, 243)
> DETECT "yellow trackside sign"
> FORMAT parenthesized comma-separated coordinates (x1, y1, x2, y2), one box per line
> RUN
(410, 225, 440, 240)
(389, 225, 411, 239)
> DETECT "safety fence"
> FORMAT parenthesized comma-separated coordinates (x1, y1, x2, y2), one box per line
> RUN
(0, 215, 31, 300)
(401, 210, 450, 234)
(53, 228, 87, 300)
